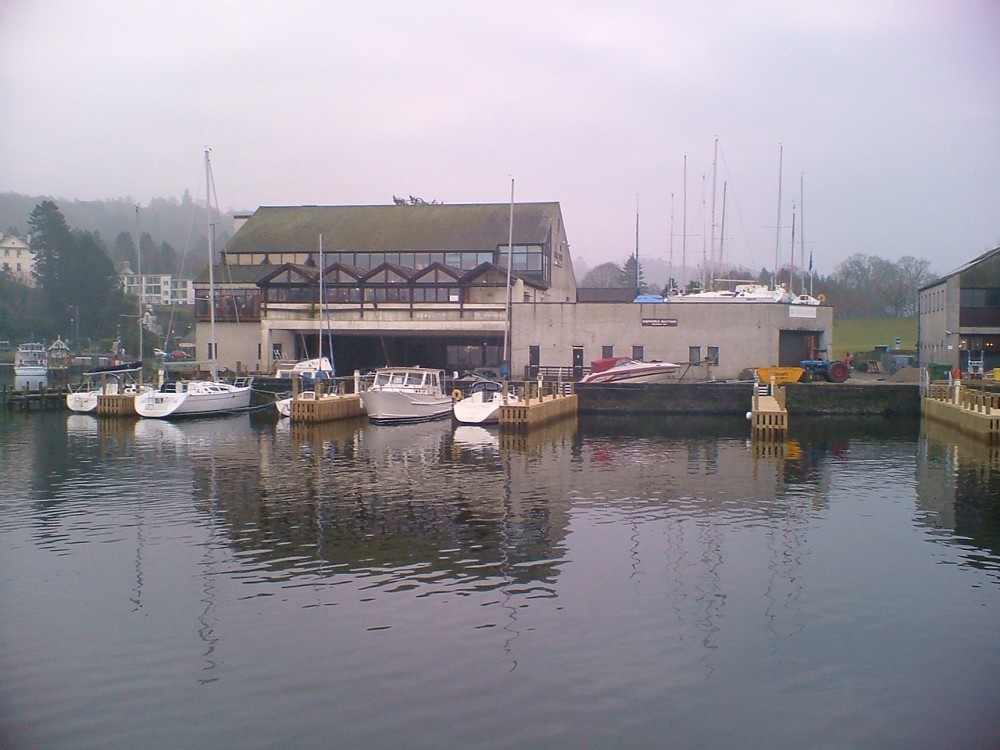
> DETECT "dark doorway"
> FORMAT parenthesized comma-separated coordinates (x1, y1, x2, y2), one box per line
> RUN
(778, 330, 822, 365)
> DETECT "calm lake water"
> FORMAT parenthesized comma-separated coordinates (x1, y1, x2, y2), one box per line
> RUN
(0, 405, 998, 750)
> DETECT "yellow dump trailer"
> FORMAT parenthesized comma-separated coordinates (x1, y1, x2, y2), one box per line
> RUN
(754, 366, 805, 384)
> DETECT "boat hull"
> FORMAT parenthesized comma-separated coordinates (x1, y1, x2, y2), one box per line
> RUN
(135, 381, 251, 418)
(67, 391, 102, 413)
(580, 360, 680, 385)
(360, 390, 453, 424)
(581, 369, 677, 384)
(14, 365, 48, 377)
(452, 384, 519, 425)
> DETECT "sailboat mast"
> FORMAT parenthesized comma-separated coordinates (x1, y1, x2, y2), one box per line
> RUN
(669, 192, 674, 293)
(320, 233, 335, 377)
(800, 173, 806, 296)
(634, 194, 640, 296)
(135, 203, 142, 370)
(204, 149, 218, 381)
(773, 144, 783, 289)
(682, 154, 687, 291)
(719, 181, 727, 271)
(502, 178, 514, 373)
(709, 137, 718, 289)
(790, 203, 796, 295)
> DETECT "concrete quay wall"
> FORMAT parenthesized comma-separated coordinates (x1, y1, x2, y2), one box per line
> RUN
(577, 382, 921, 417)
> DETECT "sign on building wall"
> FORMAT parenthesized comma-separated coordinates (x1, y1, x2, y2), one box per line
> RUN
(642, 318, 679, 327)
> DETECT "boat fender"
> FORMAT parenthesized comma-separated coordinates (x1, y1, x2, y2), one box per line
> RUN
(452, 389, 463, 401)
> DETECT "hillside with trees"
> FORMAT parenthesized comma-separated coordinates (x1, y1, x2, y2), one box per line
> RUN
(0, 198, 215, 351)
(0, 191, 238, 279)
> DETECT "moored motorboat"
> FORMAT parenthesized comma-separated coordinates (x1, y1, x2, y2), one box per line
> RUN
(272, 356, 335, 380)
(580, 357, 680, 384)
(453, 379, 518, 425)
(359, 366, 453, 424)
(14, 342, 48, 377)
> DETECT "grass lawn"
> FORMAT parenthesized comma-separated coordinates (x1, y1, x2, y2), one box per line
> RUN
(832, 316, 918, 359)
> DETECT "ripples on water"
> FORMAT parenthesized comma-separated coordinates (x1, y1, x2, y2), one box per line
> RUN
(0, 410, 998, 750)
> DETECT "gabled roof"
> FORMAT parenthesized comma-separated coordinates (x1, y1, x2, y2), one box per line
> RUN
(322, 262, 366, 282)
(462, 261, 548, 289)
(412, 261, 463, 283)
(920, 245, 1000, 291)
(196, 264, 285, 284)
(256, 263, 317, 285)
(360, 262, 415, 283)
(225, 202, 562, 253)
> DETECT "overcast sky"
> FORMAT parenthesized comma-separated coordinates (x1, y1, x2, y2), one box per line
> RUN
(2, 0, 997, 277)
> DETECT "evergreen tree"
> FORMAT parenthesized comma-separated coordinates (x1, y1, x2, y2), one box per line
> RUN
(619, 253, 646, 293)
(139, 232, 157, 273)
(29, 200, 75, 307)
(113, 231, 136, 267)
(158, 241, 178, 275)
(70, 231, 124, 340)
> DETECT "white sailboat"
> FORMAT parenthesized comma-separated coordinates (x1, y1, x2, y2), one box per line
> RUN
(135, 150, 252, 419)
(67, 361, 146, 413)
(275, 234, 345, 418)
(452, 177, 519, 425)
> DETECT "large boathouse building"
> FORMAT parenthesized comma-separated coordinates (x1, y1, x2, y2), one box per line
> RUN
(195, 201, 833, 380)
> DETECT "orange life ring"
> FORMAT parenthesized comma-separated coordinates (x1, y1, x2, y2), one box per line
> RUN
(452, 389, 463, 401)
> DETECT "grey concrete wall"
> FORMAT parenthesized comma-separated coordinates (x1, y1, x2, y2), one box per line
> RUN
(512, 301, 834, 380)
(577, 381, 920, 417)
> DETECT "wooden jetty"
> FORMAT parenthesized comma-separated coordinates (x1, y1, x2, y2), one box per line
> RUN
(289, 392, 364, 422)
(97, 393, 140, 416)
(921, 376, 1000, 444)
(286, 378, 365, 423)
(2, 383, 66, 411)
(500, 380, 577, 430)
(750, 375, 788, 438)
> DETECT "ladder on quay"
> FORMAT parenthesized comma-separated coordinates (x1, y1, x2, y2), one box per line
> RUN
(750, 374, 788, 438)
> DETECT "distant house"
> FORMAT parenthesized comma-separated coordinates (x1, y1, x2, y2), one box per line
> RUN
(48, 337, 71, 370)
(0, 233, 36, 285)
(918, 246, 1000, 376)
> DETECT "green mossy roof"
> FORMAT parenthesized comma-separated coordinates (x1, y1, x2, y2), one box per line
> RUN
(225, 202, 561, 254)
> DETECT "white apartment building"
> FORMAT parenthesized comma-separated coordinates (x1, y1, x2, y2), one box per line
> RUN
(119, 262, 195, 306)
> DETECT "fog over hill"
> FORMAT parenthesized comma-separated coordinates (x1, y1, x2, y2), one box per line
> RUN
(0, 192, 238, 272)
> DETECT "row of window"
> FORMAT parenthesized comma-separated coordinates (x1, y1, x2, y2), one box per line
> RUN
(922, 287, 1000, 313)
(960, 288, 1000, 307)
(263, 286, 464, 304)
(920, 287, 946, 314)
(600, 345, 719, 365)
(238, 244, 552, 283)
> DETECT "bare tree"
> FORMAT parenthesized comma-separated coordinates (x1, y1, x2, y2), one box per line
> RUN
(580, 261, 624, 288)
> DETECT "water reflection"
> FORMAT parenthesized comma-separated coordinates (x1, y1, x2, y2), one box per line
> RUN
(919, 418, 1000, 580)
(2, 409, 1000, 748)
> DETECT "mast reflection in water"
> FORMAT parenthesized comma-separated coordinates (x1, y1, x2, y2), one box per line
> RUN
(0, 410, 997, 750)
